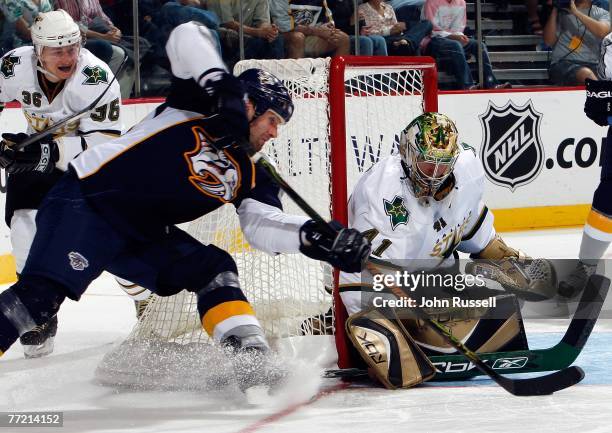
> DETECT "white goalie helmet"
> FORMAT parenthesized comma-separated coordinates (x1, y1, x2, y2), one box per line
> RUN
(31, 9, 81, 57)
(399, 112, 460, 199)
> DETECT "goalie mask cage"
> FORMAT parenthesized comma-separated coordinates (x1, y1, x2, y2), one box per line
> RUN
(99, 56, 438, 377)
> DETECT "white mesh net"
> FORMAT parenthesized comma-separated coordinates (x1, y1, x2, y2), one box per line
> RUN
(98, 57, 436, 382)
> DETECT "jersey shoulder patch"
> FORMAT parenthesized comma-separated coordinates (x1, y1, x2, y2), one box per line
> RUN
(81, 65, 109, 85)
(0, 53, 20, 79)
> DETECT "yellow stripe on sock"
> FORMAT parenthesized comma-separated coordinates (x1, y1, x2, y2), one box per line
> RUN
(586, 208, 612, 234)
(0, 254, 17, 284)
(202, 300, 255, 336)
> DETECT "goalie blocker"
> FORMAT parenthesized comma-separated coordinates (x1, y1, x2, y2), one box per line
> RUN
(345, 293, 527, 389)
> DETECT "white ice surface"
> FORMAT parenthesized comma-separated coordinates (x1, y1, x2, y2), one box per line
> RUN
(1, 228, 612, 433)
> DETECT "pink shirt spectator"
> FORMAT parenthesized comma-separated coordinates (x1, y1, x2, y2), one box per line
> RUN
(54, 0, 114, 28)
(358, 1, 398, 36)
(421, 0, 466, 48)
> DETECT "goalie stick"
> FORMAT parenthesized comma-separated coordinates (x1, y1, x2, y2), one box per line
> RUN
(244, 149, 591, 396)
(12, 55, 128, 152)
(325, 272, 609, 381)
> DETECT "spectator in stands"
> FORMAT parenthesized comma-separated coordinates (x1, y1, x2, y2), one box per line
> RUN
(208, 0, 283, 67)
(269, 0, 350, 59)
(421, 0, 510, 90)
(0, 9, 15, 55)
(54, 0, 138, 97)
(359, 0, 432, 56)
(157, 1, 221, 51)
(327, 0, 387, 56)
(544, 0, 610, 86)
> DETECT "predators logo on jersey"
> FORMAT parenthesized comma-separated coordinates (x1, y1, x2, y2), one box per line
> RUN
(184, 126, 241, 203)
(81, 65, 108, 85)
(383, 195, 409, 230)
(1, 55, 20, 79)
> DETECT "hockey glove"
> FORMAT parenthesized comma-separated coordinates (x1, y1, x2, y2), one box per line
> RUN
(0, 133, 59, 174)
(299, 220, 371, 273)
(584, 78, 612, 127)
(202, 71, 250, 150)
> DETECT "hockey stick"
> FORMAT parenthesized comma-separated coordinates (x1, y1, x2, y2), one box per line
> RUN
(244, 149, 587, 396)
(326, 272, 609, 381)
(12, 54, 129, 152)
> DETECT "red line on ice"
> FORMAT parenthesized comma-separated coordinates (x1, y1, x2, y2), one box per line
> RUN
(235, 382, 350, 433)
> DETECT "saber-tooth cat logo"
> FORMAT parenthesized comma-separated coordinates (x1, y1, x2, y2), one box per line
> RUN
(479, 100, 544, 191)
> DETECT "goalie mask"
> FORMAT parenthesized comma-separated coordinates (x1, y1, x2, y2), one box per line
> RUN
(238, 69, 294, 124)
(399, 112, 460, 199)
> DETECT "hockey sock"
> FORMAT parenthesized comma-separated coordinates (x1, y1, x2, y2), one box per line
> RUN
(579, 232, 610, 266)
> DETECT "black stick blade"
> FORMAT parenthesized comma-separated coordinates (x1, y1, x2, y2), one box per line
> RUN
(505, 366, 585, 396)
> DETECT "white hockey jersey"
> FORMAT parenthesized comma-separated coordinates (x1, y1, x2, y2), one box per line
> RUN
(0, 46, 122, 170)
(339, 147, 496, 315)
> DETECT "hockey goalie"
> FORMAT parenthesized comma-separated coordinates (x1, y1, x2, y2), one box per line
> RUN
(338, 112, 558, 389)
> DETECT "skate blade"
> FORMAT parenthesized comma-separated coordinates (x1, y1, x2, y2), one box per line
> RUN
(23, 337, 55, 359)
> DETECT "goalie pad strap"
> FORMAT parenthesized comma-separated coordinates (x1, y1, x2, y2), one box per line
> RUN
(346, 308, 436, 389)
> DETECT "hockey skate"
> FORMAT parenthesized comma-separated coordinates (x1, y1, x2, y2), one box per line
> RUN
(222, 335, 288, 395)
(558, 261, 597, 298)
(20, 315, 58, 358)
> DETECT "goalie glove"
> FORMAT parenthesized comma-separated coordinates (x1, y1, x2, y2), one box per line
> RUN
(464, 235, 557, 301)
(299, 220, 371, 273)
(0, 133, 59, 174)
(584, 78, 612, 127)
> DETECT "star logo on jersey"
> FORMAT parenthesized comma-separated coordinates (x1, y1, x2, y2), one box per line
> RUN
(383, 195, 409, 230)
(81, 65, 108, 85)
(479, 100, 544, 191)
(1, 55, 20, 79)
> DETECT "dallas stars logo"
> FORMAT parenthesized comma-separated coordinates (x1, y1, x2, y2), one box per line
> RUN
(81, 65, 108, 85)
(1, 55, 20, 79)
(383, 195, 409, 230)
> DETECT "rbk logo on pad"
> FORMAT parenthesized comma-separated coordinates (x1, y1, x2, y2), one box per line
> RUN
(479, 100, 544, 191)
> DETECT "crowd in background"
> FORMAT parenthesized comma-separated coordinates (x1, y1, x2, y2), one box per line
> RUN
(0, 0, 611, 96)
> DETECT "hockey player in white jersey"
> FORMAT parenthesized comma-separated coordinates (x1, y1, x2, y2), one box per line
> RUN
(339, 112, 555, 389)
(0, 10, 150, 358)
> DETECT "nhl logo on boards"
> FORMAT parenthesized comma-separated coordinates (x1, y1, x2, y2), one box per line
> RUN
(68, 251, 89, 271)
(479, 100, 544, 191)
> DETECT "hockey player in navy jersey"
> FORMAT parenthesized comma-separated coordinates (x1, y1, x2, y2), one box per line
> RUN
(0, 21, 370, 390)
(563, 32, 612, 296)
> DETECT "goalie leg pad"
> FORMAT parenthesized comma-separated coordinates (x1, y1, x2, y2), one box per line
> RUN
(401, 294, 528, 356)
(346, 308, 436, 389)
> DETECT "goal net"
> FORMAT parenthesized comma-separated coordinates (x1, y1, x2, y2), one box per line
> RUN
(96, 56, 438, 385)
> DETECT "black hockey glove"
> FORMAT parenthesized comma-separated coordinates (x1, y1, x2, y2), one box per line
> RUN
(299, 220, 371, 273)
(0, 133, 59, 174)
(202, 71, 250, 150)
(584, 78, 612, 127)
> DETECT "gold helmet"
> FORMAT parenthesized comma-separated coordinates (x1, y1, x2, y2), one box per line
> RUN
(399, 112, 460, 199)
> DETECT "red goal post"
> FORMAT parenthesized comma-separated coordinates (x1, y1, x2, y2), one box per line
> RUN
(327, 56, 438, 368)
